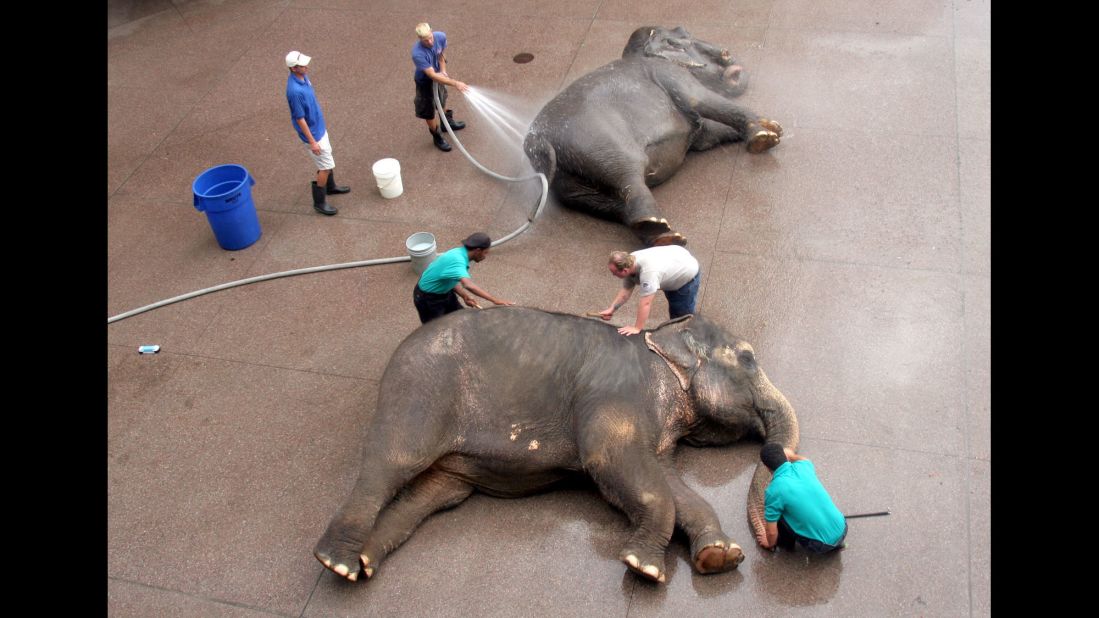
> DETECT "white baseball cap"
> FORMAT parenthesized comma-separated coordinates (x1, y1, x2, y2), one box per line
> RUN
(285, 51, 312, 68)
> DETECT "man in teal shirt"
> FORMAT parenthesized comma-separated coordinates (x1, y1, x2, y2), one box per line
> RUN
(413, 232, 515, 324)
(756, 443, 847, 553)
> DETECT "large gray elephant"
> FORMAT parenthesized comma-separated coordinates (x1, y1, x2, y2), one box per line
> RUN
(314, 307, 799, 583)
(524, 26, 782, 247)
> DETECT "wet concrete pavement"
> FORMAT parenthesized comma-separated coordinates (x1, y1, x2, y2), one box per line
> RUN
(108, 1, 990, 616)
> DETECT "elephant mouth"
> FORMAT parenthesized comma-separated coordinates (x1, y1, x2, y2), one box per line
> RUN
(674, 59, 706, 70)
(723, 64, 743, 87)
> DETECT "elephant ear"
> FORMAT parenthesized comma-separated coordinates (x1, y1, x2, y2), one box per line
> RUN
(645, 315, 706, 391)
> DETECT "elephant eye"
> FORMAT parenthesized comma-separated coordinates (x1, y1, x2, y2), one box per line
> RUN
(666, 38, 687, 49)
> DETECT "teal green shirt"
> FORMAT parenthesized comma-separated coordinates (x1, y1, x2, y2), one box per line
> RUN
(764, 460, 846, 545)
(417, 246, 471, 294)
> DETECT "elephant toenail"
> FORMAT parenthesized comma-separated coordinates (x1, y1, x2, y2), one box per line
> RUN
(625, 554, 640, 568)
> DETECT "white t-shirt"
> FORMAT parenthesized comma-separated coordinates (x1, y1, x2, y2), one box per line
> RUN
(623, 245, 700, 296)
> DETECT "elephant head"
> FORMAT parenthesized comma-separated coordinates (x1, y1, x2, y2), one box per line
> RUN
(623, 26, 747, 95)
(644, 314, 798, 540)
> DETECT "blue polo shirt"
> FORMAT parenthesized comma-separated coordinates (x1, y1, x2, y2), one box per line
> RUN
(417, 246, 470, 294)
(412, 31, 447, 84)
(764, 460, 846, 545)
(286, 72, 326, 144)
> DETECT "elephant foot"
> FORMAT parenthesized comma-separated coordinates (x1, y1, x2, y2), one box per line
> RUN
(315, 550, 371, 582)
(693, 540, 745, 574)
(632, 217, 686, 247)
(747, 129, 781, 154)
(632, 216, 672, 237)
(621, 549, 667, 584)
(314, 532, 372, 582)
(757, 118, 783, 137)
(650, 231, 687, 247)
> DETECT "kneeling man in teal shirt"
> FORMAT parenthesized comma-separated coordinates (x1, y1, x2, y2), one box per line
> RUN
(757, 443, 847, 553)
(413, 232, 515, 324)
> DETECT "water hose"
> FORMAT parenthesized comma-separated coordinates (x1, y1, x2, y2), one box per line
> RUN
(108, 83, 548, 325)
(843, 511, 890, 519)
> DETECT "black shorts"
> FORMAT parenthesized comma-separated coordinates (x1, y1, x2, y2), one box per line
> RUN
(413, 284, 462, 324)
(414, 80, 447, 120)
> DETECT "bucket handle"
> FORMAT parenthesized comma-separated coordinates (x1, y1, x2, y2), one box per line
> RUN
(193, 173, 255, 211)
(377, 175, 399, 190)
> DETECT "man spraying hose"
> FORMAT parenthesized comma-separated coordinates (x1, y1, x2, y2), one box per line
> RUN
(412, 22, 470, 152)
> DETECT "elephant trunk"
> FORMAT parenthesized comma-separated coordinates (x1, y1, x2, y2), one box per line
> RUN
(745, 375, 799, 543)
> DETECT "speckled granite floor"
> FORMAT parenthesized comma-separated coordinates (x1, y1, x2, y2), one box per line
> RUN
(108, 1, 990, 615)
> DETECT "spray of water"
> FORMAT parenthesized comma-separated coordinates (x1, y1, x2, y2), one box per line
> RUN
(458, 86, 542, 174)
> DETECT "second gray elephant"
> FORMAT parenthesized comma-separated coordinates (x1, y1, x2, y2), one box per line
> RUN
(524, 26, 782, 246)
(314, 307, 799, 584)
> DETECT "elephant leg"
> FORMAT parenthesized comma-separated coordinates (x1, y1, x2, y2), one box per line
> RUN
(555, 158, 686, 246)
(357, 468, 474, 578)
(662, 468, 744, 574)
(690, 92, 782, 154)
(580, 421, 676, 583)
(313, 462, 429, 581)
(689, 119, 741, 151)
(553, 172, 623, 219)
(594, 455, 677, 583)
(616, 177, 687, 247)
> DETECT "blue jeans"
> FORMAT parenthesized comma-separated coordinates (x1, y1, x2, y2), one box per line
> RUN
(664, 270, 701, 319)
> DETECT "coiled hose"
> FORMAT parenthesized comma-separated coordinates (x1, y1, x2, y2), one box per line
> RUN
(108, 83, 548, 324)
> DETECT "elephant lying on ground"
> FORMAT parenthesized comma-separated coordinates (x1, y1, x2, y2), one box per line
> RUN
(314, 307, 799, 583)
(524, 26, 782, 247)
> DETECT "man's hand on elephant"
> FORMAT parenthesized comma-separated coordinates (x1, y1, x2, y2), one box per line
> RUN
(618, 325, 642, 336)
(598, 308, 615, 320)
(463, 297, 482, 309)
(493, 299, 516, 307)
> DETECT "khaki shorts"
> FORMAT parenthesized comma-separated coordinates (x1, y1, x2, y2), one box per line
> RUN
(306, 132, 335, 170)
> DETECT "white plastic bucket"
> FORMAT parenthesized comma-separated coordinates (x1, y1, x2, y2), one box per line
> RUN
(405, 232, 438, 274)
(372, 158, 404, 199)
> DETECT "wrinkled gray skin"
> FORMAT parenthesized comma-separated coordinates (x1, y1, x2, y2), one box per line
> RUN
(314, 307, 799, 583)
(524, 26, 782, 247)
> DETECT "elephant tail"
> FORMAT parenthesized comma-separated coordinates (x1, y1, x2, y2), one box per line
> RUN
(522, 130, 557, 185)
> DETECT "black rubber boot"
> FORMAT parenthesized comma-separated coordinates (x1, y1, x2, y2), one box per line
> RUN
(325, 170, 350, 195)
(311, 181, 338, 215)
(445, 109, 466, 131)
(431, 129, 452, 152)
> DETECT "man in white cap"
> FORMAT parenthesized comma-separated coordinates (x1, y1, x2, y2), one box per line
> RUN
(285, 50, 349, 216)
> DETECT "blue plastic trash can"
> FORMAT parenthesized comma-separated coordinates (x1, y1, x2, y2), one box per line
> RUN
(192, 164, 262, 250)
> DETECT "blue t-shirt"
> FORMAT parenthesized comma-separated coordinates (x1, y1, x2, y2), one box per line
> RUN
(417, 246, 470, 294)
(286, 72, 326, 144)
(764, 460, 846, 545)
(412, 31, 447, 84)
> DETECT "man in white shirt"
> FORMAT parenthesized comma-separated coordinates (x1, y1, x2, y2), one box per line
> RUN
(598, 245, 701, 336)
